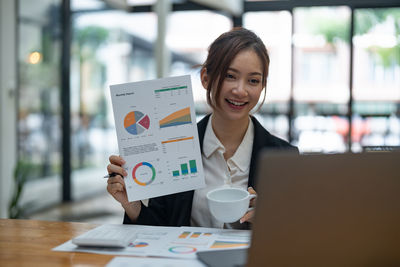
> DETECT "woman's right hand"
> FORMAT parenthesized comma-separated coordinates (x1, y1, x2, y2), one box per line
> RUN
(106, 155, 142, 222)
(106, 155, 129, 206)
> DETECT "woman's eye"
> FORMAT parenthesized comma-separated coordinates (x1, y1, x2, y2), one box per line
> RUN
(225, 73, 235, 79)
(249, 78, 260, 84)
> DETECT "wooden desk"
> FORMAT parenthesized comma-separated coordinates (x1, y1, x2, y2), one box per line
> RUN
(0, 219, 114, 266)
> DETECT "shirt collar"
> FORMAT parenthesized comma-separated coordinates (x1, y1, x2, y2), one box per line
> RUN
(202, 115, 254, 173)
(203, 114, 224, 158)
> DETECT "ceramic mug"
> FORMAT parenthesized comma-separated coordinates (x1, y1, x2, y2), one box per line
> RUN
(206, 187, 256, 223)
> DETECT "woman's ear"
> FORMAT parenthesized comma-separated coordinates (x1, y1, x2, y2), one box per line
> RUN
(200, 68, 208, 90)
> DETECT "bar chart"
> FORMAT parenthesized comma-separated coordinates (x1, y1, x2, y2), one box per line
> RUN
(172, 160, 198, 177)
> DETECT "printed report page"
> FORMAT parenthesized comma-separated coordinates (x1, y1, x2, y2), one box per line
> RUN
(110, 75, 205, 201)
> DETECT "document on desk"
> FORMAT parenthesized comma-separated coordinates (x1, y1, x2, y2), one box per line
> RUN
(53, 225, 251, 259)
(106, 256, 207, 267)
(109, 75, 205, 201)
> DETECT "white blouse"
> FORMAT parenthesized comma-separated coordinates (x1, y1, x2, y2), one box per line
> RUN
(190, 115, 254, 229)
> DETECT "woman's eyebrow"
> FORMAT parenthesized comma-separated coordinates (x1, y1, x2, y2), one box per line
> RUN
(227, 67, 262, 76)
(227, 67, 240, 73)
(249, 72, 262, 76)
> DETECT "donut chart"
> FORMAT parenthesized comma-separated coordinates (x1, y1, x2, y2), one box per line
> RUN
(132, 162, 156, 186)
(168, 246, 197, 254)
(124, 111, 150, 135)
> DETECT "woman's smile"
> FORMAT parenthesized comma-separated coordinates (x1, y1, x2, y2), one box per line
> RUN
(226, 99, 248, 109)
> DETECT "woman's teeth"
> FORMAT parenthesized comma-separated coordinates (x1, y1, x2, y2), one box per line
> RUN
(227, 99, 246, 106)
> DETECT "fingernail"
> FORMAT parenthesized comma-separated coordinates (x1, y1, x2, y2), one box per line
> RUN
(239, 219, 243, 224)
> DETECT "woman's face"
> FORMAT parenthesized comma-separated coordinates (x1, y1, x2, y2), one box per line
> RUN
(203, 49, 264, 123)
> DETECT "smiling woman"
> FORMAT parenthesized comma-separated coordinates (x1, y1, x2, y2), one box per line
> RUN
(106, 27, 298, 230)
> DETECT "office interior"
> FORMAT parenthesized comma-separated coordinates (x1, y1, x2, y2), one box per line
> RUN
(0, 0, 399, 223)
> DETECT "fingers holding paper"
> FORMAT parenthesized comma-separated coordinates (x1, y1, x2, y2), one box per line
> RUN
(106, 155, 142, 222)
(107, 155, 129, 206)
(108, 155, 127, 176)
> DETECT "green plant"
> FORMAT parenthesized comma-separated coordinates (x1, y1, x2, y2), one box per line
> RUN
(312, 17, 350, 44)
(308, 8, 400, 68)
(8, 161, 33, 219)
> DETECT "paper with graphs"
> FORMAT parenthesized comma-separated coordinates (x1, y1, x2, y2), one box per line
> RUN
(109, 75, 205, 201)
(54, 225, 251, 259)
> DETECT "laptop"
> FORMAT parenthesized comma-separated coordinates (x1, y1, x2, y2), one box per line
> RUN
(198, 151, 400, 267)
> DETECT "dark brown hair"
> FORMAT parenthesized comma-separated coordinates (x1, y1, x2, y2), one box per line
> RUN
(202, 27, 270, 109)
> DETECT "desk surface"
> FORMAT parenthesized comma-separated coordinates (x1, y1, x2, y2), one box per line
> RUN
(0, 219, 114, 266)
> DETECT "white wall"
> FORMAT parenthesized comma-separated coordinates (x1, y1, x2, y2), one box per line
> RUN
(0, 0, 17, 218)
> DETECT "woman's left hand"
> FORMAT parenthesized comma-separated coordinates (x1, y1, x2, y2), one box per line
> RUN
(240, 187, 257, 224)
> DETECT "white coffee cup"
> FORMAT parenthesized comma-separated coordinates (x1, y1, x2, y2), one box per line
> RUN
(206, 187, 256, 223)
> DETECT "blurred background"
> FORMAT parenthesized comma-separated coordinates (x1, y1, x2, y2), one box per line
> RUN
(0, 0, 399, 223)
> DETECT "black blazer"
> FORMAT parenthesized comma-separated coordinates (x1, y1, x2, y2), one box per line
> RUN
(124, 114, 298, 226)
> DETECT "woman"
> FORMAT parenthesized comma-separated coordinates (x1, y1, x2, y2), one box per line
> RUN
(106, 27, 298, 229)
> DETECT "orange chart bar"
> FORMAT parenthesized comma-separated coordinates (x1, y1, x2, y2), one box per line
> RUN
(178, 232, 191, 239)
(190, 232, 201, 238)
(161, 136, 194, 144)
(210, 241, 249, 249)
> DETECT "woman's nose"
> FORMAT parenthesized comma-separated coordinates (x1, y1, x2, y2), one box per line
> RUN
(233, 80, 248, 97)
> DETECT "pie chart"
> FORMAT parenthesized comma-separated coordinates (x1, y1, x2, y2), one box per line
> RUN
(124, 111, 150, 135)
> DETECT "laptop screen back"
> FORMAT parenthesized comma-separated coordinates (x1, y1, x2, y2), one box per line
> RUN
(247, 151, 400, 267)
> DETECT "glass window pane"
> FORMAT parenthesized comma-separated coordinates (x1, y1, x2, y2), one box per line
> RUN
(18, 0, 62, 208)
(353, 8, 400, 150)
(293, 6, 351, 153)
